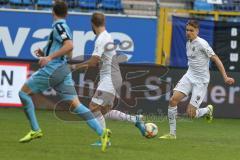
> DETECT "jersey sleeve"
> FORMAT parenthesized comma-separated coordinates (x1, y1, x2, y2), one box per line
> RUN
(201, 41, 215, 58)
(54, 23, 72, 43)
(92, 39, 105, 57)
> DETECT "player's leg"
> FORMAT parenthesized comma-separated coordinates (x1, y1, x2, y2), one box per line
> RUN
(170, 91, 186, 134)
(89, 101, 112, 147)
(104, 109, 140, 123)
(189, 83, 213, 122)
(186, 103, 197, 119)
(159, 90, 186, 139)
(58, 74, 110, 152)
(70, 98, 111, 152)
(104, 110, 146, 136)
(57, 74, 104, 136)
(19, 84, 40, 132)
(18, 71, 47, 143)
(89, 89, 115, 147)
(160, 75, 191, 139)
(101, 77, 146, 135)
(89, 101, 107, 129)
(101, 76, 141, 123)
(89, 89, 117, 129)
(186, 103, 213, 122)
(91, 88, 145, 137)
(70, 98, 103, 136)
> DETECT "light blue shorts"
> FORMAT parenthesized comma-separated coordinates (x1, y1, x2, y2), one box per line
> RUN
(26, 68, 77, 101)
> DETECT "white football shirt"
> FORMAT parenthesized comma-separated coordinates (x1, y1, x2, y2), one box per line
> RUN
(92, 30, 122, 94)
(185, 36, 215, 83)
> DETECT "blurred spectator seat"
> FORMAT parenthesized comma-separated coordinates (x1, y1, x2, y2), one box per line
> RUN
(194, 0, 214, 11)
(0, 0, 9, 4)
(101, 0, 123, 11)
(10, 0, 32, 5)
(37, 0, 77, 8)
(215, 0, 235, 11)
(157, 0, 187, 9)
(122, 0, 156, 16)
(37, 0, 52, 6)
(67, 0, 77, 8)
(79, 0, 98, 9)
(10, 0, 22, 5)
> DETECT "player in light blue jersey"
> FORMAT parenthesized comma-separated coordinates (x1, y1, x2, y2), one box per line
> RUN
(18, 1, 110, 152)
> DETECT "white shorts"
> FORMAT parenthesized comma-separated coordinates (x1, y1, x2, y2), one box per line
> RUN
(91, 77, 121, 106)
(173, 75, 208, 108)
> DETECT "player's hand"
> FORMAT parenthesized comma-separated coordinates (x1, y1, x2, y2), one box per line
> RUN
(39, 56, 52, 67)
(69, 64, 76, 70)
(69, 64, 88, 70)
(224, 77, 235, 85)
(34, 48, 44, 57)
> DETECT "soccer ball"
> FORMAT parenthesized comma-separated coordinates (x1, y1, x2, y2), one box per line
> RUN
(144, 123, 158, 138)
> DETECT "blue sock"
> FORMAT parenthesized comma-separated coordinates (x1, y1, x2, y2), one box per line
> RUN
(19, 91, 40, 131)
(73, 104, 103, 136)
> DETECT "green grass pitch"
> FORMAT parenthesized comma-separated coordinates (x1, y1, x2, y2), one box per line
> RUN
(0, 108, 240, 160)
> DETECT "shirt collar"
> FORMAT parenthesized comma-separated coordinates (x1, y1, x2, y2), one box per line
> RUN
(189, 36, 199, 44)
(95, 30, 107, 40)
(52, 19, 66, 27)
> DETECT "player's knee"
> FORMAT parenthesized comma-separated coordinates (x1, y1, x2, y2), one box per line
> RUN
(18, 91, 32, 108)
(169, 96, 179, 107)
(101, 105, 111, 115)
(19, 91, 28, 103)
(70, 98, 80, 108)
(89, 102, 100, 113)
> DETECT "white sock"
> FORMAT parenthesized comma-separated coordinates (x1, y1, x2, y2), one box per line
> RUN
(94, 111, 106, 128)
(104, 110, 137, 123)
(168, 106, 177, 136)
(195, 107, 210, 118)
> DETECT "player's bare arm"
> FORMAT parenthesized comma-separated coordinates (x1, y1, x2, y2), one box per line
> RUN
(39, 40, 73, 67)
(71, 55, 100, 70)
(210, 54, 235, 85)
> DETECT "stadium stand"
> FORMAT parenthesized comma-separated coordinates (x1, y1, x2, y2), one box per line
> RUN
(214, 0, 235, 11)
(9, 0, 32, 5)
(0, 0, 8, 4)
(2, 0, 240, 16)
(194, 0, 214, 11)
(102, 0, 123, 11)
(37, 0, 52, 7)
(122, 0, 157, 16)
(78, 0, 98, 9)
(158, 0, 190, 9)
(9, 0, 22, 5)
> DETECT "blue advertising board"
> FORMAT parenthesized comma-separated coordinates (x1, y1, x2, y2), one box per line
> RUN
(0, 10, 157, 63)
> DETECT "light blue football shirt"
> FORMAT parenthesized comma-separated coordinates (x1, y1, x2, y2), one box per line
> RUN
(42, 19, 72, 75)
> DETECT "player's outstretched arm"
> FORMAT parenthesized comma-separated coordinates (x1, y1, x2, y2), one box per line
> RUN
(71, 55, 100, 70)
(210, 55, 235, 85)
(39, 40, 73, 67)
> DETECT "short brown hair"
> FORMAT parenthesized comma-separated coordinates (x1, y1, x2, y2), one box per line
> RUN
(91, 12, 105, 27)
(186, 20, 199, 29)
(53, 1, 68, 18)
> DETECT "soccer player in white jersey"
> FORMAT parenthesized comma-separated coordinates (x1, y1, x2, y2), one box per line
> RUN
(72, 12, 146, 145)
(159, 20, 235, 139)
